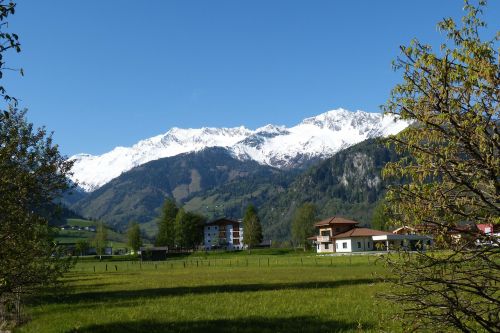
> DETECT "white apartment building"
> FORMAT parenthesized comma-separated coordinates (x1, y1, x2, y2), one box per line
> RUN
(204, 218, 244, 251)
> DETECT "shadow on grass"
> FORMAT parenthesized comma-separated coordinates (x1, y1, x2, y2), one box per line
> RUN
(66, 316, 371, 333)
(62, 271, 141, 282)
(41, 278, 385, 305)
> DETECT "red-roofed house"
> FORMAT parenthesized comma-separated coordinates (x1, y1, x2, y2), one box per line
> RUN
(477, 224, 494, 235)
(313, 216, 433, 253)
(334, 228, 392, 253)
(314, 217, 360, 253)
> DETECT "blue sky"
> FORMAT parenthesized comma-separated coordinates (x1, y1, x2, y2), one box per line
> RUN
(4, 1, 500, 156)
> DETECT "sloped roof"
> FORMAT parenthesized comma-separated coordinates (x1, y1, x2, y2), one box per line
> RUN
(314, 216, 359, 227)
(334, 227, 392, 238)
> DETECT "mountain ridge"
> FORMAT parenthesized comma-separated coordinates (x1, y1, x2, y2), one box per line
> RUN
(70, 108, 408, 192)
(66, 138, 400, 241)
(70, 147, 287, 229)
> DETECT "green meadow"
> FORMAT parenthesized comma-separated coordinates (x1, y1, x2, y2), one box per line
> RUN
(19, 252, 400, 333)
(54, 219, 129, 249)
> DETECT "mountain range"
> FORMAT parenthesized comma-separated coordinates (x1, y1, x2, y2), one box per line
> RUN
(66, 139, 401, 241)
(64, 108, 408, 240)
(70, 108, 408, 192)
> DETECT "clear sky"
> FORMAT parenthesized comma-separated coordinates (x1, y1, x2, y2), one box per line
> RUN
(4, 1, 500, 156)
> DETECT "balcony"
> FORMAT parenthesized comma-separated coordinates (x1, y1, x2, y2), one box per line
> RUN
(317, 235, 330, 242)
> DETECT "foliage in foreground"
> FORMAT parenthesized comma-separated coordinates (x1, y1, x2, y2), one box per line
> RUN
(382, 1, 499, 331)
(0, 108, 74, 326)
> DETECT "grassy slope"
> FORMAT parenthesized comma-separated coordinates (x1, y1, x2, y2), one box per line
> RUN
(54, 219, 129, 248)
(20, 253, 399, 333)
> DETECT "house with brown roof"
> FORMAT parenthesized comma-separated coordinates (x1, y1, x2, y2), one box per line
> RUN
(334, 227, 393, 253)
(313, 216, 432, 253)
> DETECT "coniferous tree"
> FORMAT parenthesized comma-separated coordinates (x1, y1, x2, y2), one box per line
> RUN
(156, 198, 178, 247)
(243, 204, 263, 251)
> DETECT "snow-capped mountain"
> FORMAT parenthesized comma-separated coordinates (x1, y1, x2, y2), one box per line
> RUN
(70, 108, 408, 192)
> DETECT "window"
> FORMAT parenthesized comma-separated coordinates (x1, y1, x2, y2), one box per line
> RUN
(325, 243, 329, 249)
(317, 244, 319, 250)
(342, 242, 347, 249)
(357, 242, 361, 249)
(368, 242, 371, 248)
(336, 243, 338, 249)
(321, 230, 330, 236)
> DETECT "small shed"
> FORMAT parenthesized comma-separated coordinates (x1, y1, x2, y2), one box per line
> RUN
(139, 246, 168, 261)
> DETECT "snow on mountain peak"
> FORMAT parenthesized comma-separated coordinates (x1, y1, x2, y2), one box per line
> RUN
(70, 109, 408, 192)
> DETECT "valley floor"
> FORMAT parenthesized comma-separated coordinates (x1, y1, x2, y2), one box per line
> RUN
(18, 253, 400, 333)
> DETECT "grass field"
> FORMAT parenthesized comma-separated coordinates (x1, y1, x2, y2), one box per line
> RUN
(18, 252, 400, 333)
(54, 219, 129, 249)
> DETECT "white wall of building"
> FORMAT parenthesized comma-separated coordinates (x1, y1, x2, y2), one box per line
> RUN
(204, 223, 244, 251)
(335, 239, 352, 253)
(317, 242, 334, 253)
(334, 237, 376, 252)
(203, 225, 219, 249)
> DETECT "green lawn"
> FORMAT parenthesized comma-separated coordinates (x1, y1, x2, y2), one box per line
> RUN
(19, 253, 399, 333)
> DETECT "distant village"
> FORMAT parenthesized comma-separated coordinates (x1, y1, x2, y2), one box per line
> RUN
(59, 215, 499, 260)
(60, 224, 96, 232)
